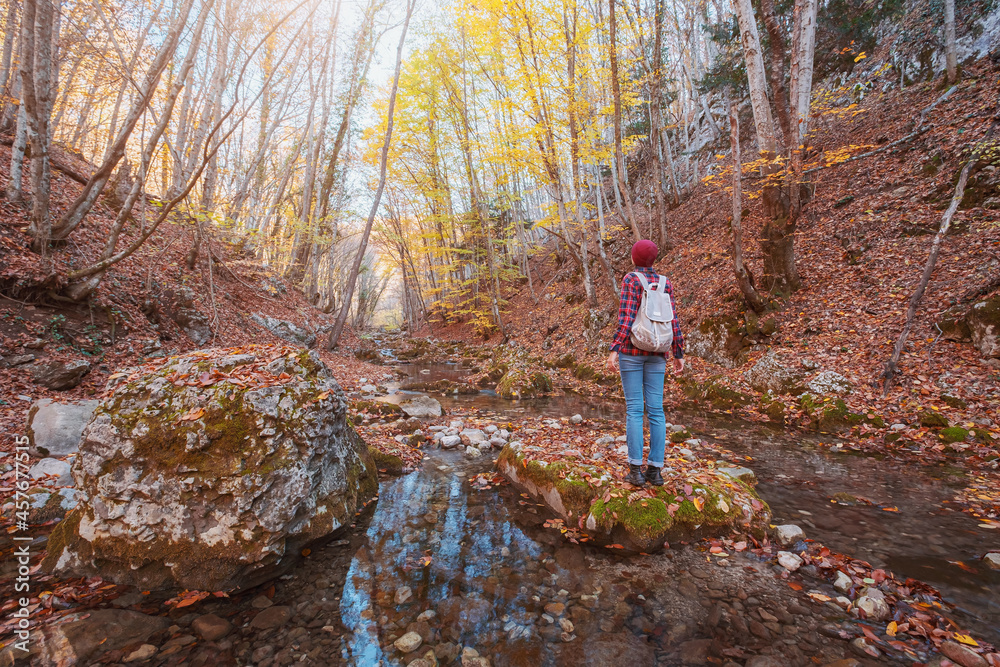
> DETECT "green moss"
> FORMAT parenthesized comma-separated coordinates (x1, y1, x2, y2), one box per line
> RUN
(670, 430, 693, 443)
(939, 427, 969, 443)
(369, 447, 404, 475)
(591, 495, 672, 538)
(572, 364, 597, 381)
(553, 354, 576, 369)
(919, 411, 949, 428)
(941, 394, 969, 410)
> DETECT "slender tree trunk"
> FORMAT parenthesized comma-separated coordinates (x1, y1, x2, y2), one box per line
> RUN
(943, 0, 957, 83)
(6, 104, 27, 201)
(20, 0, 57, 256)
(649, 0, 670, 248)
(0, 0, 19, 128)
(609, 0, 641, 242)
(759, 0, 791, 150)
(328, 0, 414, 349)
(728, 93, 764, 312)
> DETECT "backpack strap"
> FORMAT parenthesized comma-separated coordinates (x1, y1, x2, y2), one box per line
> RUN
(631, 272, 651, 291)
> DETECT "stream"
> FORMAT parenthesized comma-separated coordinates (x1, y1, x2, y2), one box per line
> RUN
(347, 360, 1000, 654)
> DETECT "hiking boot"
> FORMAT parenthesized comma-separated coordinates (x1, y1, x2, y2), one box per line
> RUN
(644, 465, 665, 486)
(626, 464, 646, 487)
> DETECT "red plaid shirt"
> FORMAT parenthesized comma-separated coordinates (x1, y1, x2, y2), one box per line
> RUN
(610, 267, 684, 359)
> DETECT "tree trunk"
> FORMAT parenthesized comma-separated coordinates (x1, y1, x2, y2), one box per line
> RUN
(649, 0, 670, 248)
(609, 0, 641, 242)
(327, 0, 414, 349)
(6, 104, 27, 201)
(943, 0, 957, 83)
(20, 0, 57, 256)
(759, 0, 792, 150)
(728, 93, 765, 312)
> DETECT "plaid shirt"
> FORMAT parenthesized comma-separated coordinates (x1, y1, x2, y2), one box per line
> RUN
(610, 267, 684, 359)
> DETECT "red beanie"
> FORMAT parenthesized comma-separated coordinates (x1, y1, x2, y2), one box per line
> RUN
(631, 240, 658, 267)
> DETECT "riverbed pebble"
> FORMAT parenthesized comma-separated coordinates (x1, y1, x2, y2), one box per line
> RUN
(777, 552, 803, 571)
(775, 524, 806, 548)
(833, 570, 852, 593)
(984, 552, 1000, 570)
(394, 631, 423, 653)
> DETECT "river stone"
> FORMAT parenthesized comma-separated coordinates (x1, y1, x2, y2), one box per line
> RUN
(27, 398, 99, 457)
(36, 609, 169, 665)
(192, 613, 232, 641)
(940, 640, 988, 667)
(717, 466, 756, 484)
(460, 429, 487, 445)
(29, 458, 73, 485)
(250, 313, 316, 348)
(250, 605, 292, 630)
(400, 395, 443, 418)
(559, 631, 656, 666)
(777, 551, 803, 571)
(124, 645, 157, 662)
(744, 350, 808, 395)
(833, 570, 853, 593)
(41, 347, 378, 591)
(32, 359, 91, 390)
(394, 631, 422, 653)
(856, 591, 890, 621)
(984, 552, 1000, 569)
(440, 435, 462, 449)
(775, 524, 805, 547)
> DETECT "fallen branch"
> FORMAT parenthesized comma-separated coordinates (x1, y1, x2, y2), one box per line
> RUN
(0, 134, 90, 184)
(881, 119, 998, 394)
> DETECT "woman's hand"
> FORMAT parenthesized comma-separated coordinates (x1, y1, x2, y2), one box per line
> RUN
(606, 351, 619, 372)
(672, 357, 685, 374)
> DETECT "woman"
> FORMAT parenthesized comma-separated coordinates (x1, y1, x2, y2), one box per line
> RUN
(606, 240, 684, 487)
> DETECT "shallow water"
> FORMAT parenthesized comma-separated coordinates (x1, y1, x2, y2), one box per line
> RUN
(371, 361, 1000, 645)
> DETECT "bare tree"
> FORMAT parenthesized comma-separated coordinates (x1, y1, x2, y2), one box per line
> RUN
(328, 0, 416, 349)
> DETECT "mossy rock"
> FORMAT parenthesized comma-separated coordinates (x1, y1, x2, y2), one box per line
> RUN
(369, 447, 405, 475)
(670, 430, 694, 443)
(572, 364, 598, 381)
(939, 427, 969, 444)
(940, 394, 969, 410)
(352, 399, 404, 418)
(553, 353, 577, 369)
(760, 398, 786, 423)
(497, 443, 771, 553)
(681, 376, 752, 411)
(798, 394, 880, 431)
(919, 411, 949, 428)
(496, 367, 552, 399)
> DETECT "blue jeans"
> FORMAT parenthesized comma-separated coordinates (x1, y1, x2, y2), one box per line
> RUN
(619, 353, 666, 467)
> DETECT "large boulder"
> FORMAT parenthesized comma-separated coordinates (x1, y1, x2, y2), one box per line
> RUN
(26, 398, 98, 457)
(743, 350, 807, 395)
(31, 359, 91, 390)
(42, 346, 377, 591)
(685, 316, 750, 368)
(250, 313, 316, 348)
(967, 295, 1000, 358)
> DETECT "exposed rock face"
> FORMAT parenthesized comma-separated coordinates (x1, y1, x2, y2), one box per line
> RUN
(967, 295, 1000, 358)
(250, 313, 316, 348)
(743, 350, 807, 395)
(172, 288, 212, 346)
(31, 359, 91, 390)
(685, 316, 750, 368)
(42, 347, 377, 591)
(27, 398, 98, 457)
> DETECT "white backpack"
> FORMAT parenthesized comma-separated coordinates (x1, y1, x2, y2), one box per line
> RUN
(629, 272, 675, 353)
